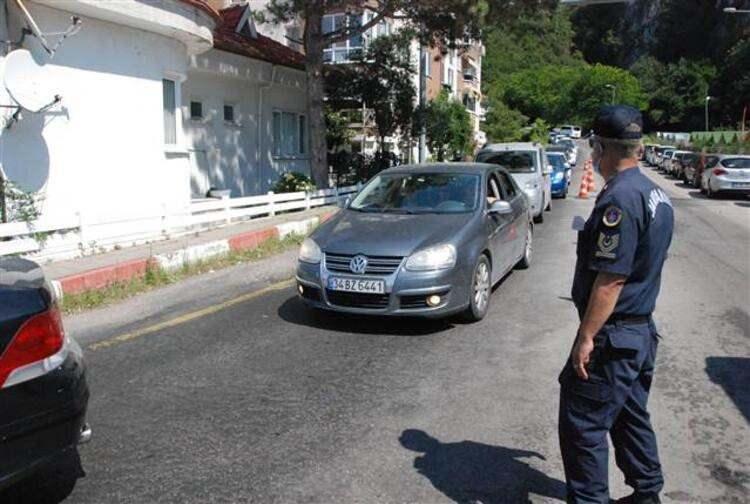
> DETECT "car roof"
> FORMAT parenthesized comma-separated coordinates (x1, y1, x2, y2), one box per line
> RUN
(380, 162, 499, 176)
(547, 151, 566, 157)
(716, 154, 750, 159)
(479, 142, 542, 152)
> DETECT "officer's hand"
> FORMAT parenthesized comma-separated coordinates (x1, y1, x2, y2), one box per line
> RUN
(571, 335, 595, 380)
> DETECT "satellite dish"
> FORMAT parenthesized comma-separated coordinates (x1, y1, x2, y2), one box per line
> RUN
(4, 49, 58, 113)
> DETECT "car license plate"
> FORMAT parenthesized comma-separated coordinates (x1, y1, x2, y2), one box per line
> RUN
(731, 182, 750, 188)
(327, 277, 385, 294)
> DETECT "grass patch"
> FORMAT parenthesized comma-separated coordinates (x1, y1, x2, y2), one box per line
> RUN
(61, 233, 306, 314)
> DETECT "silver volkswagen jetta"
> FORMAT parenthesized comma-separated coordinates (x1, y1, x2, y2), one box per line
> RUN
(295, 163, 533, 321)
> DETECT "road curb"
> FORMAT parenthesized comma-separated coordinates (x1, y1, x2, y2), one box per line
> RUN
(55, 212, 335, 299)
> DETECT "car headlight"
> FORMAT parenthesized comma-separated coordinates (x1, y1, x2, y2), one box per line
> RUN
(405, 244, 457, 271)
(298, 238, 322, 264)
(553, 172, 564, 182)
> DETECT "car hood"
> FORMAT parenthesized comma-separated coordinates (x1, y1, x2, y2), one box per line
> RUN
(313, 210, 475, 257)
(509, 172, 540, 188)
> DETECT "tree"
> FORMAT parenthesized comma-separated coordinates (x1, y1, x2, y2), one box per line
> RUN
(483, 93, 528, 142)
(264, 1, 484, 188)
(423, 90, 473, 161)
(327, 32, 415, 156)
(631, 56, 716, 131)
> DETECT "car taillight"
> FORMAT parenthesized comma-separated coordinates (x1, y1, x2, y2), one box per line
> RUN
(713, 168, 727, 176)
(0, 308, 65, 387)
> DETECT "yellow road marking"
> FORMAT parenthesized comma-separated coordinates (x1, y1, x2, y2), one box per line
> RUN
(88, 278, 295, 351)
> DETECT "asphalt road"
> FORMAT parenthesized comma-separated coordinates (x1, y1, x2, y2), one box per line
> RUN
(8, 153, 750, 503)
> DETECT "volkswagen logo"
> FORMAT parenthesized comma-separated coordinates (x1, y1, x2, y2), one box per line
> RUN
(349, 255, 368, 275)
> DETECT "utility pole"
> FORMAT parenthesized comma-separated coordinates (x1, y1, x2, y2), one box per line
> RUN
(418, 39, 427, 163)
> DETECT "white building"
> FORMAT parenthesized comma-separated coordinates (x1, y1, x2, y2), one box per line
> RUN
(0, 0, 310, 257)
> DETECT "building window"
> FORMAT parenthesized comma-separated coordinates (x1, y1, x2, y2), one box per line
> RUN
(273, 110, 307, 157)
(190, 100, 203, 120)
(224, 103, 236, 124)
(322, 13, 364, 63)
(463, 93, 477, 113)
(421, 51, 431, 78)
(162, 79, 177, 144)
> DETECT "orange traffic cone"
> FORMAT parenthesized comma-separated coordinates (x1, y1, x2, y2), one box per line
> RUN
(578, 171, 590, 199)
(587, 167, 597, 193)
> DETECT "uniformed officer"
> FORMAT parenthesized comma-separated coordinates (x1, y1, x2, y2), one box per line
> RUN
(558, 105, 674, 504)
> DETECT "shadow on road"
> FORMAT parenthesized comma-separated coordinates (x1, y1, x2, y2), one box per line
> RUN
(705, 356, 750, 424)
(736, 201, 750, 208)
(687, 190, 707, 199)
(399, 429, 566, 503)
(0, 449, 84, 504)
(277, 297, 454, 336)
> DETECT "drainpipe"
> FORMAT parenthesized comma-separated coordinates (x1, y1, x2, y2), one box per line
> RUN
(0, 0, 11, 223)
(257, 64, 276, 194)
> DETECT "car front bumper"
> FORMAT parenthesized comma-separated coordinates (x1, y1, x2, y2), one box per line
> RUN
(0, 340, 89, 491)
(296, 260, 470, 318)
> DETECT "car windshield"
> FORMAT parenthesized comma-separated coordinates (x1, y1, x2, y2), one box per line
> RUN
(350, 173, 480, 214)
(547, 154, 567, 172)
(721, 158, 750, 169)
(476, 151, 537, 173)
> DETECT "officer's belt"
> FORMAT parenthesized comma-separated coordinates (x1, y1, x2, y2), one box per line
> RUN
(606, 313, 651, 326)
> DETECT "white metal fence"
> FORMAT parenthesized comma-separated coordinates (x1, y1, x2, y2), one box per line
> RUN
(0, 185, 360, 261)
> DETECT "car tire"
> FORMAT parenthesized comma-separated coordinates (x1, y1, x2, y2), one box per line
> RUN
(462, 254, 492, 322)
(516, 225, 533, 270)
(545, 197, 552, 211)
(707, 184, 715, 198)
(533, 210, 544, 224)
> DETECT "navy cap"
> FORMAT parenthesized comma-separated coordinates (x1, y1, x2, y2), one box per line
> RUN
(593, 105, 643, 140)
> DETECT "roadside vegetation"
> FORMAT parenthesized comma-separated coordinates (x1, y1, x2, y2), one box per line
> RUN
(482, 1, 749, 140)
(61, 233, 306, 314)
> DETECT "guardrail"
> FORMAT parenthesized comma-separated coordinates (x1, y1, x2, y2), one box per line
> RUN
(0, 184, 361, 260)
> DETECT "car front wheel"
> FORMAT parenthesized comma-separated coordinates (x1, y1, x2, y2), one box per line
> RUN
(463, 254, 492, 322)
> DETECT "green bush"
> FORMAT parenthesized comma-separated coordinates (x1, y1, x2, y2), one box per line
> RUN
(273, 172, 315, 193)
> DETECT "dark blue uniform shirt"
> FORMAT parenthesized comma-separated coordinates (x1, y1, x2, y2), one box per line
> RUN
(572, 167, 674, 318)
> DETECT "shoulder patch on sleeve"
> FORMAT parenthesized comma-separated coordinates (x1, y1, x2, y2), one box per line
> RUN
(595, 232, 619, 259)
(602, 206, 623, 227)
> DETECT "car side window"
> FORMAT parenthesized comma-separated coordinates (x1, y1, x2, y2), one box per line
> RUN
(497, 172, 517, 201)
(487, 174, 502, 207)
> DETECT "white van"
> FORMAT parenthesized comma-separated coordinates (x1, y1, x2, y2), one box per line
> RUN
(475, 143, 552, 223)
(560, 125, 582, 139)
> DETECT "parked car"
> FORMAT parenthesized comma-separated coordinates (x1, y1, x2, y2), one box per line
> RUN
(643, 144, 657, 163)
(686, 153, 720, 189)
(295, 164, 533, 321)
(700, 155, 750, 198)
(676, 152, 699, 183)
(476, 142, 552, 223)
(658, 149, 676, 171)
(650, 145, 676, 167)
(0, 258, 90, 498)
(546, 145, 573, 167)
(547, 152, 571, 198)
(667, 151, 692, 178)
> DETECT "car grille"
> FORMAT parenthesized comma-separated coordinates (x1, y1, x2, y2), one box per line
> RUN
(324, 253, 403, 276)
(326, 290, 390, 309)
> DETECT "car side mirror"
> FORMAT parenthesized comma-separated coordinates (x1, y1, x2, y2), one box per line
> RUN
(488, 200, 513, 215)
(338, 196, 351, 209)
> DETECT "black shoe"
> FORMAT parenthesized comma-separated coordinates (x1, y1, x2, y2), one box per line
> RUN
(615, 493, 661, 504)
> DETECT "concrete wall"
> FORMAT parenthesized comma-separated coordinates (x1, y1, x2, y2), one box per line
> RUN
(1, 2, 196, 249)
(184, 48, 310, 197)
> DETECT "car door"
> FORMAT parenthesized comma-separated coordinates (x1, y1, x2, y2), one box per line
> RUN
(497, 170, 527, 260)
(485, 172, 514, 279)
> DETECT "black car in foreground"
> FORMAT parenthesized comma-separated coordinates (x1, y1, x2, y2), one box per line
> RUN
(0, 257, 90, 501)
